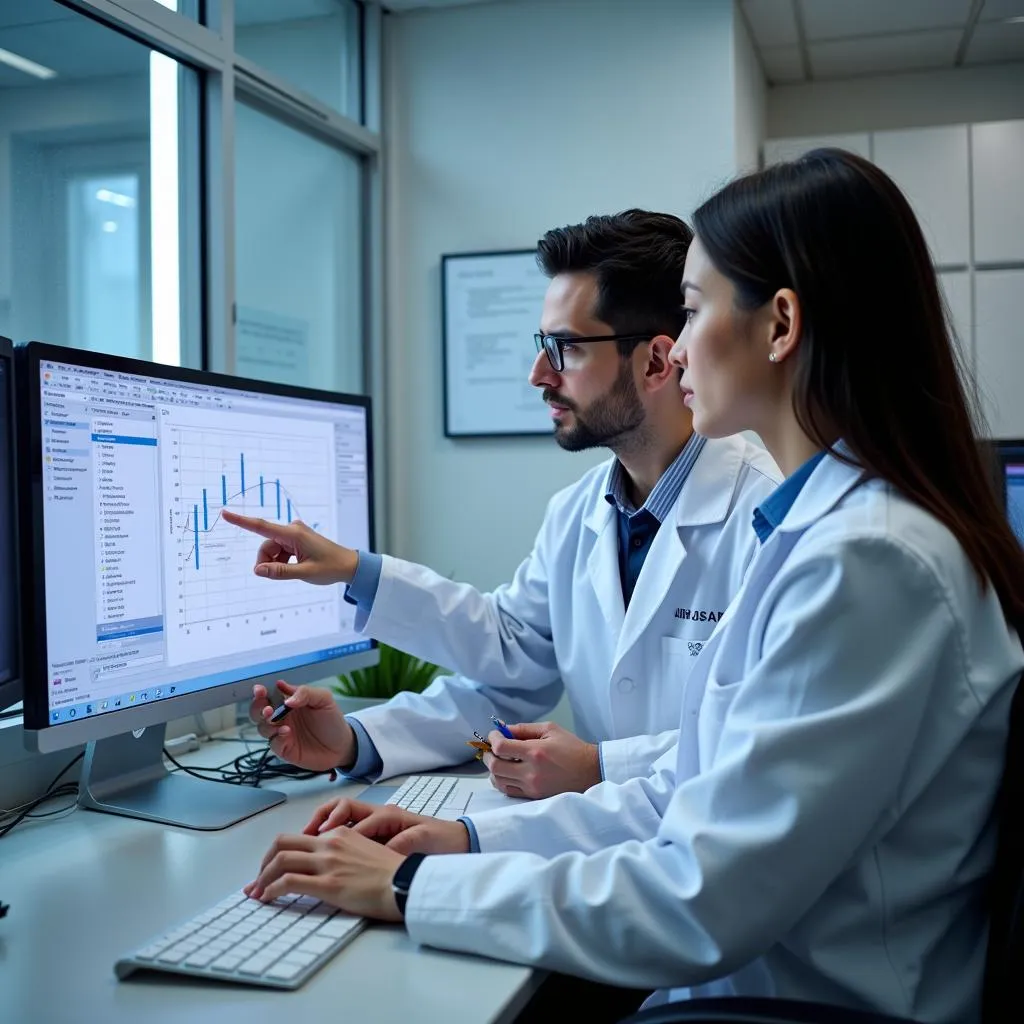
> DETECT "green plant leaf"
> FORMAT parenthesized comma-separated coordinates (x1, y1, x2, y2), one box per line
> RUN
(333, 642, 444, 700)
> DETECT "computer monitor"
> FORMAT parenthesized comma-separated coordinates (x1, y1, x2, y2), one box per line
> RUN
(993, 440, 1024, 548)
(16, 342, 378, 829)
(0, 336, 20, 713)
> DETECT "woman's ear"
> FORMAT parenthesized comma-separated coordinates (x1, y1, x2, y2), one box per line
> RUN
(767, 288, 801, 365)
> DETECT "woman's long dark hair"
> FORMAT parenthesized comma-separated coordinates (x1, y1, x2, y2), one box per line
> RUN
(693, 148, 1024, 635)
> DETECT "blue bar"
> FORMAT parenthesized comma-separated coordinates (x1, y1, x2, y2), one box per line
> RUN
(259, 475, 264, 507)
(221, 474, 227, 506)
(276, 480, 281, 519)
(194, 505, 199, 569)
(287, 498, 292, 524)
(91, 433, 158, 446)
(202, 489, 208, 530)
(93, 624, 164, 642)
(240, 452, 245, 496)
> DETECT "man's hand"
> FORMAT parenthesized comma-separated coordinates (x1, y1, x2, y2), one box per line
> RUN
(222, 510, 358, 585)
(249, 681, 356, 772)
(244, 829, 405, 922)
(483, 721, 600, 799)
(306, 798, 471, 856)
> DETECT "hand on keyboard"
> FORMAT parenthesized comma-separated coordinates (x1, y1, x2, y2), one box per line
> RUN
(246, 829, 406, 923)
(304, 796, 472, 856)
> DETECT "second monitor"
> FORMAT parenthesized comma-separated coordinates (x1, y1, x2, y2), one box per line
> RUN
(17, 342, 377, 828)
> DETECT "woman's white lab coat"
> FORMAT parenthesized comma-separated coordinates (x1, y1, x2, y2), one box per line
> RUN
(351, 435, 780, 781)
(402, 451, 1023, 1023)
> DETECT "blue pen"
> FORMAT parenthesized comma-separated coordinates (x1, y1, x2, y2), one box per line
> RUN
(489, 715, 515, 739)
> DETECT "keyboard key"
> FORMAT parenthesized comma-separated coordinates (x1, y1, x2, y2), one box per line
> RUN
(318, 917, 360, 939)
(265, 961, 305, 981)
(184, 950, 219, 968)
(297, 935, 334, 955)
(211, 955, 245, 971)
(239, 955, 275, 975)
(282, 950, 318, 967)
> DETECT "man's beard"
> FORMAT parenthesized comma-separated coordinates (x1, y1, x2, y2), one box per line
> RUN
(544, 361, 644, 452)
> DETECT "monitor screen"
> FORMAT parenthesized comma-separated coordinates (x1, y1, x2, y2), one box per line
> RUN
(20, 343, 375, 747)
(0, 336, 19, 711)
(997, 440, 1024, 548)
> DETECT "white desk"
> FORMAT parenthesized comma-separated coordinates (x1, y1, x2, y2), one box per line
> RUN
(0, 741, 543, 1023)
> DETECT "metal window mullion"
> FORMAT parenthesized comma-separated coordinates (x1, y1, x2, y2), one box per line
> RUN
(59, 0, 231, 73)
(362, 0, 383, 135)
(234, 56, 380, 157)
(205, 62, 235, 376)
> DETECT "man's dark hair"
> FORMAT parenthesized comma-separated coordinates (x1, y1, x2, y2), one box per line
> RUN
(536, 209, 694, 357)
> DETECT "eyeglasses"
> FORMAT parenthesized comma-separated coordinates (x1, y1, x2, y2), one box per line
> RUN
(533, 332, 652, 373)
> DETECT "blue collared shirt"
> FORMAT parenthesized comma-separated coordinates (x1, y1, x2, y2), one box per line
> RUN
(751, 450, 826, 542)
(605, 433, 706, 607)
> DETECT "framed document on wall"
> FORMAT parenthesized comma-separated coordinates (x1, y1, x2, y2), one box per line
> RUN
(442, 249, 551, 437)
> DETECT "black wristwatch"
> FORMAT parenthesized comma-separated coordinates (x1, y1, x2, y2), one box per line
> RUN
(391, 853, 427, 918)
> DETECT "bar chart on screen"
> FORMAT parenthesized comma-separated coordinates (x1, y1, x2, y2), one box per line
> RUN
(158, 405, 342, 667)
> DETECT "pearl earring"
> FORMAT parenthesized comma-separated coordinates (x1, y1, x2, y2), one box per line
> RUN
(768, 353, 777, 363)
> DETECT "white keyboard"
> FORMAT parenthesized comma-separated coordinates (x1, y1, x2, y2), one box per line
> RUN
(391, 770, 487, 819)
(115, 889, 364, 989)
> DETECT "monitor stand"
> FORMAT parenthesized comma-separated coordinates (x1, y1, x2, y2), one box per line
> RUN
(78, 723, 286, 830)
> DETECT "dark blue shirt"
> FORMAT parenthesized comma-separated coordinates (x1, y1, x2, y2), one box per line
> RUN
(604, 433, 706, 607)
(751, 450, 826, 542)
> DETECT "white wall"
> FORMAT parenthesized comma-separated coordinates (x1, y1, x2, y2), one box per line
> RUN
(733, 11, 766, 173)
(768, 63, 1024, 138)
(384, 0, 740, 590)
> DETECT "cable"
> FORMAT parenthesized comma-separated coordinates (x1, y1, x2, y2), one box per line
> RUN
(0, 739, 330, 840)
(162, 742, 330, 788)
(0, 751, 84, 839)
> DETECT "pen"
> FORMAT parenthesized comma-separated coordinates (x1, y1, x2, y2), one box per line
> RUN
(269, 702, 291, 724)
(490, 715, 515, 740)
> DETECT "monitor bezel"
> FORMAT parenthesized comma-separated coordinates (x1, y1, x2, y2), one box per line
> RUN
(17, 341, 377, 751)
(992, 437, 1024, 516)
(0, 336, 21, 713)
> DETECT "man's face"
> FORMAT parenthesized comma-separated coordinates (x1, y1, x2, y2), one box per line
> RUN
(529, 272, 645, 452)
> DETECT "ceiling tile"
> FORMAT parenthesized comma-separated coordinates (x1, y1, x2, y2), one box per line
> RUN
(809, 29, 961, 78)
(760, 45, 805, 83)
(978, 0, 1024, 21)
(800, 0, 971, 40)
(0, 20, 147, 83)
(0, 0, 73, 31)
(741, 0, 799, 48)
(964, 20, 1024, 61)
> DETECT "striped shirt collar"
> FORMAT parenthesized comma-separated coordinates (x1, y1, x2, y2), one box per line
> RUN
(604, 432, 707, 522)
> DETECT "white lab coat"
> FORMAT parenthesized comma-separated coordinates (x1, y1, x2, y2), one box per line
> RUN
(403, 451, 1024, 1022)
(350, 435, 781, 781)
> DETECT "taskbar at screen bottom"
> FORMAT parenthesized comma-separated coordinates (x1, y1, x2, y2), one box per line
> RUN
(45, 640, 373, 725)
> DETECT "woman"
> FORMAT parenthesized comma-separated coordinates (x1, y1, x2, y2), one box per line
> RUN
(245, 150, 1024, 1021)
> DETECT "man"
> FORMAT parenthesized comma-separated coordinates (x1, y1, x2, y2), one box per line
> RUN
(226, 209, 779, 798)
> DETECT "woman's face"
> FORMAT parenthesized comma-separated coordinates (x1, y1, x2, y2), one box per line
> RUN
(668, 237, 778, 439)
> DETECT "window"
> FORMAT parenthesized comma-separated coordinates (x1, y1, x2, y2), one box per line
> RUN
(233, 101, 364, 393)
(235, 0, 363, 123)
(2, 1, 199, 366)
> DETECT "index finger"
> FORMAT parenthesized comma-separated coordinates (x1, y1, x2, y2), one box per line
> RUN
(256, 831, 318, 878)
(222, 509, 293, 541)
(487, 731, 527, 761)
(303, 797, 373, 835)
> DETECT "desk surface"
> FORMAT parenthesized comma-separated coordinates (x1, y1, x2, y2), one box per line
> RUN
(0, 740, 541, 1023)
